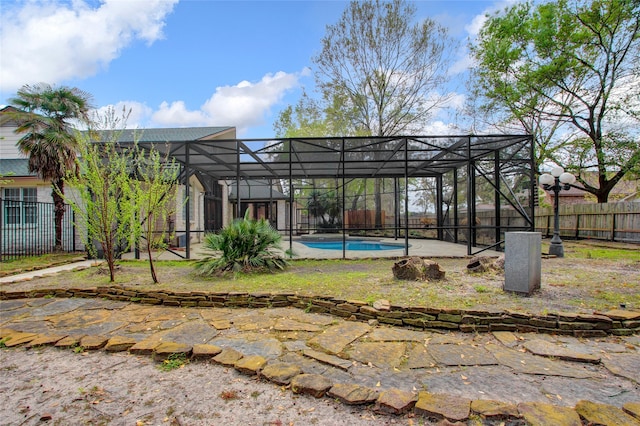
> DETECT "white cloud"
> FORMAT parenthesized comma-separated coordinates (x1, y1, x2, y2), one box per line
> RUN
(0, 0, 178, 92)
(422, 120, 462, 135)
(150, 71, 305, 135)
(465, 12, 489, 38)
(93, 101, 154, 129)
(152, 101, 207, 127)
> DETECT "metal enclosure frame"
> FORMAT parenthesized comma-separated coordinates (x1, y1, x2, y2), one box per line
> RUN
(132, 134, 535, 258)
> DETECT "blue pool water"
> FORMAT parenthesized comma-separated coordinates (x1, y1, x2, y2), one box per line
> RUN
(300, 240, 404, 251)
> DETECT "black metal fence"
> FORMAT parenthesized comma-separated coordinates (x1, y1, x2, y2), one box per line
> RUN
(0, 198, 80, 261)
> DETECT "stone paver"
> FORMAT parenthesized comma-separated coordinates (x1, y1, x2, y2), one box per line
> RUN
(303, 348, 353, 370)
(603, 353, 640, 383)
(308, 322, 370, 354)
(518, 402, 582, 426)
(347, 341, 406, 368)
(575, 400, 640, 426)
(415, 392, 471, 421)
(1, 295, 639, 424)
(291, 374, 333, 398)
(427, 343, 498, 366)
(374, 388, 417, 415)
(523, 338, 601, 363)
(486, 343, 598, 378)
(328, 383, 378, 405)
(260, 362, 302, 385)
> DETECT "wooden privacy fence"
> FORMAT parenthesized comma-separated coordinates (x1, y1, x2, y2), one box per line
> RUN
(535, 202, 640, 243)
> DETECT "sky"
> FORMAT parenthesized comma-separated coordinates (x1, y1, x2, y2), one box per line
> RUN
(0, 0, 514, 139)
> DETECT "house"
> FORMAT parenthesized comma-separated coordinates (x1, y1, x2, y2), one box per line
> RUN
(539, 172, 640, 206)
(1, 106, 83, 257)
(1, 106, 293, 258)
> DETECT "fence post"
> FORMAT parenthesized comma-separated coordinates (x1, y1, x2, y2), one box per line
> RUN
(611, 213, 616, 242)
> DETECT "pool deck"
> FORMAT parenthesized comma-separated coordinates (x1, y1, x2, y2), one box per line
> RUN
(122, 236, 502, 261)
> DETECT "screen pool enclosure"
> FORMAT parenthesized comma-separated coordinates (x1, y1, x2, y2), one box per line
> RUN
(129, 134, 535, 258)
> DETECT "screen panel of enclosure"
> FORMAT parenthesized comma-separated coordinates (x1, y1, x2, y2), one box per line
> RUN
(129, 134, 534, 258)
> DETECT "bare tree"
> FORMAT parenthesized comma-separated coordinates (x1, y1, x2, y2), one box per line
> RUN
(312, 0, 456, 226)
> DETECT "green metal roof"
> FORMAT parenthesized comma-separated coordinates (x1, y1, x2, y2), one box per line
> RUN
(93, 127, 234, 143)
(0, 159, 34, 177)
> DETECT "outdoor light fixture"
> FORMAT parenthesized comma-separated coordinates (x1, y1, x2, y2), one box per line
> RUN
(538, 166, 576, 257)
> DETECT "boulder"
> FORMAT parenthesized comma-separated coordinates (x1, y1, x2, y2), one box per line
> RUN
(392, 257, 445, 281)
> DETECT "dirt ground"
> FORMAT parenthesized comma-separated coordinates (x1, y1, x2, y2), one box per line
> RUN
(0, 347, 414, 426)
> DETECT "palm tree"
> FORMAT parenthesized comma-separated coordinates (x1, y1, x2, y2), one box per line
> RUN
(9, 83, 93, 251)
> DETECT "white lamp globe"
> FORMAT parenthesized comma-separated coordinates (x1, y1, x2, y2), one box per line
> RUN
(559, 172, 576, 185)
(551, 166, 564, 177)
(539, 174, 554, 186)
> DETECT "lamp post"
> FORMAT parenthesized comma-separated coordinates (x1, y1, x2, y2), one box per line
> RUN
(539, 166, 576, 257)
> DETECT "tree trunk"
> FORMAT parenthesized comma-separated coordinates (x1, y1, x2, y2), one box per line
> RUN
(146, 215, 159, 284)
(147, 242, 158, 284)
(51, 179, 66, 252)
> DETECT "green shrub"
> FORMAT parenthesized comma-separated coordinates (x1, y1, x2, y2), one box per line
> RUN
(194, 211, 288, 276)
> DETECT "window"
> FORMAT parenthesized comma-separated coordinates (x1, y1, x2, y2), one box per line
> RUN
(3, 188, 37, 225)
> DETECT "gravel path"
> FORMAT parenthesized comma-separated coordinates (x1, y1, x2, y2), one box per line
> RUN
(0, 347, 413, 426)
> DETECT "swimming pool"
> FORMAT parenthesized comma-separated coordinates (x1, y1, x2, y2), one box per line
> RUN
(300, 240, 405, 251)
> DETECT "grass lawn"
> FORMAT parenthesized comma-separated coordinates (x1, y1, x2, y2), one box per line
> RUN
(2, 240, 638, 316)
(0, 252, 84, 276)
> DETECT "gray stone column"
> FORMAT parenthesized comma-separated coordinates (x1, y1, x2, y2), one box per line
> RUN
(504, 232, 541, 295)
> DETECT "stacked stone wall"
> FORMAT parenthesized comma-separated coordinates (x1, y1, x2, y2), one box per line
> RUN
(1, 287, 637, 337)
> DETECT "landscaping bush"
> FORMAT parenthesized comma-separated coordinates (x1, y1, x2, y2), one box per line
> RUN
(194, 211, 288, 276)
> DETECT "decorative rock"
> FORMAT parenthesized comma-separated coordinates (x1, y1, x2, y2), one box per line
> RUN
(517, 402, 582, 426)
(471, 399, 520, 419)
(212, 348, 243, 366)
(191, 343, 222, 359)
(327, 383, 378, 405)
(291, 374, 333, 398)
(79, 335, 108, 350)
(260, 362, 302, 385)
(575, 400, 640, 426)
(392, 257, 445, 281)
(414, 392, 471, 421)
(235, 355, 267, 375)
(153, 341, 192, 361)
(374, 388, 417, 415)
(104, 336, 137, 352)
